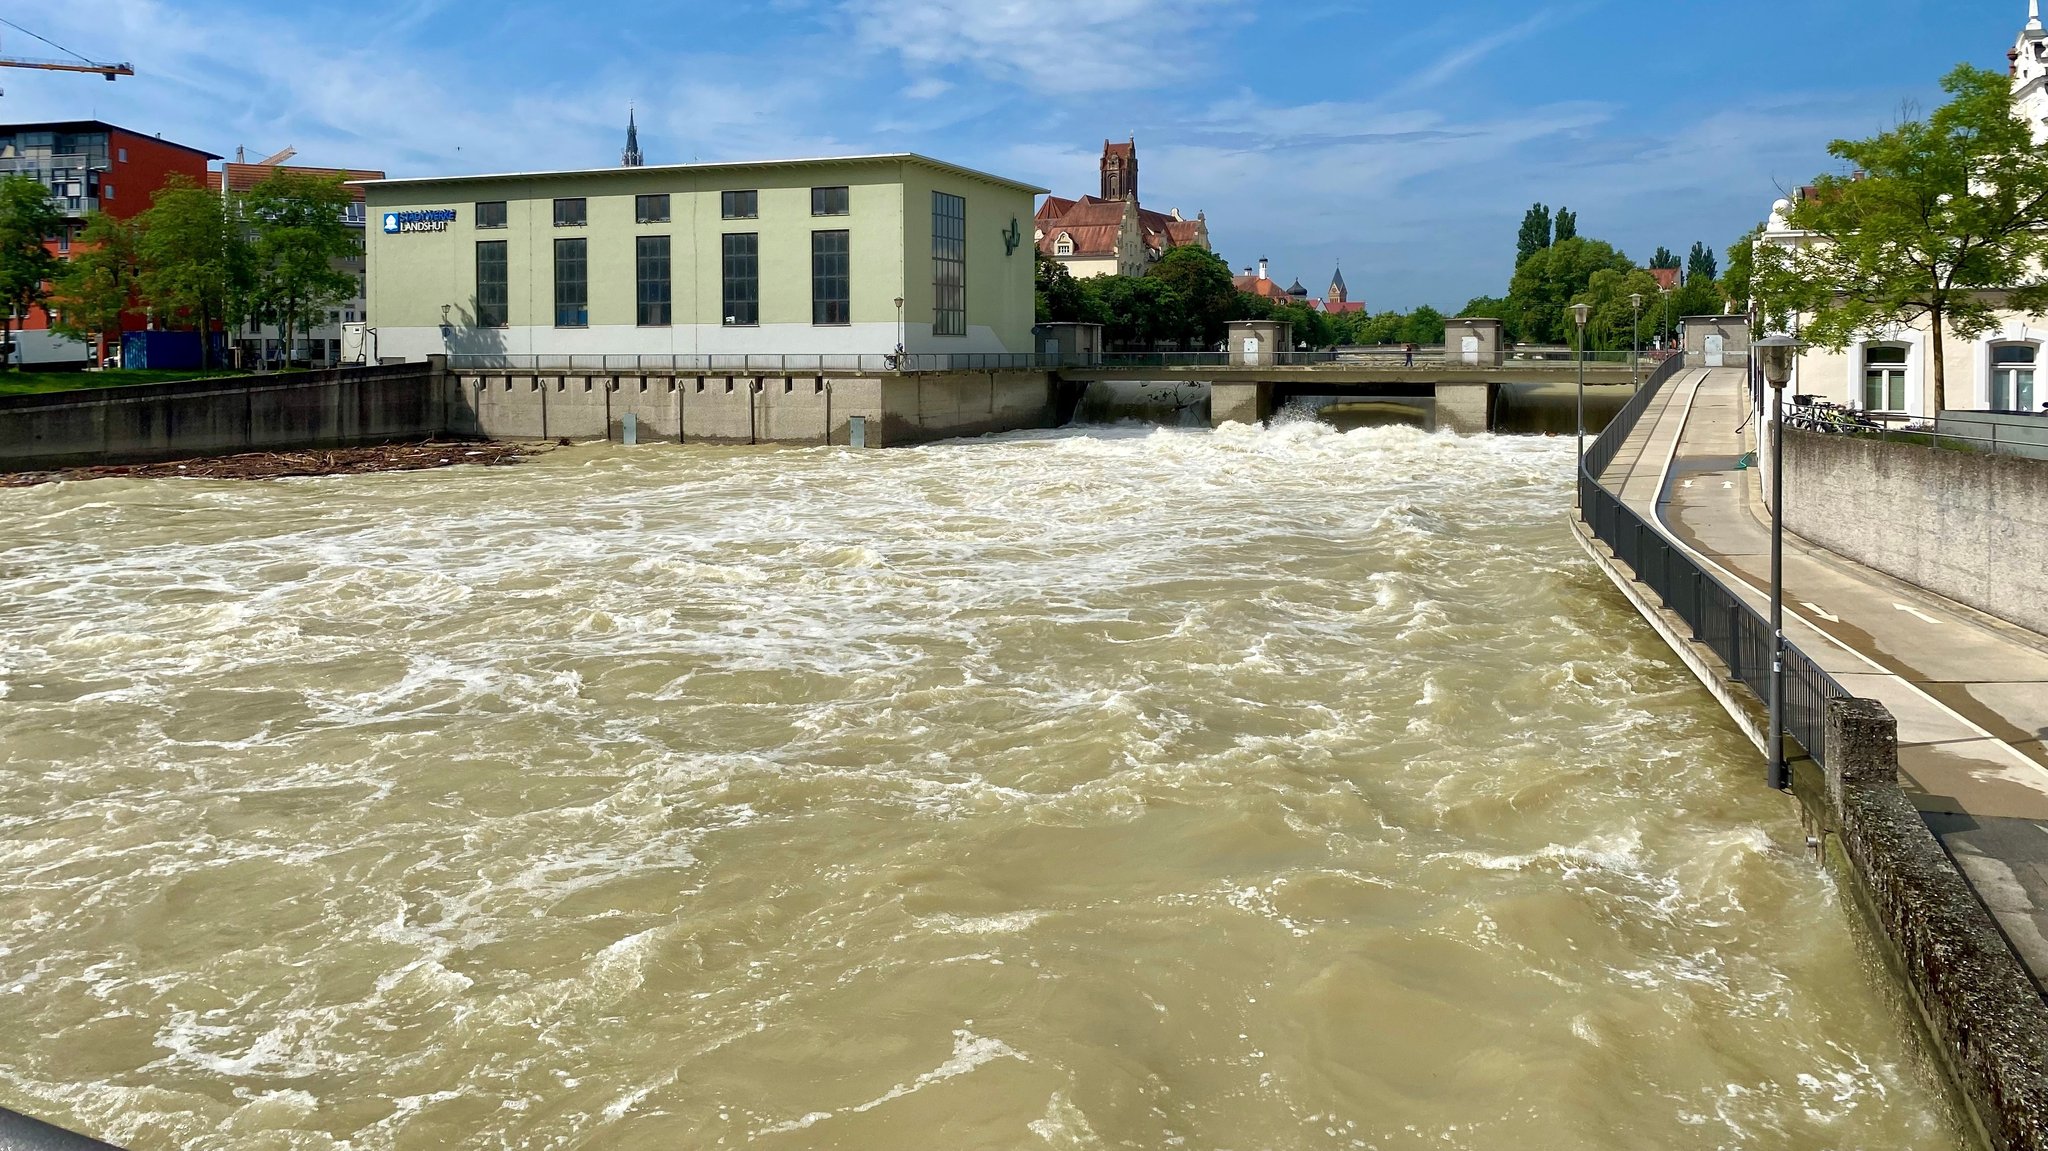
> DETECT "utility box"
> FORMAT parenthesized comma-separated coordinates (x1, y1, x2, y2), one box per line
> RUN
(1681, 315, 1752, 367)
(1034, 322, 1103, 366)
(341, 322, 371, 365)
(1444, 317, 1505, 367)
(1227, 319, 1295, 367)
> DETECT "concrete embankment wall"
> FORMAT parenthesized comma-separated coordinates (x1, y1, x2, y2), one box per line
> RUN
(0, 364, 447, 471)
(0, 365, 1067, 471)
(450, 369, 1060, 447)
(1575, 515, 2048, 1151)
(1784, 430, 2048, 635)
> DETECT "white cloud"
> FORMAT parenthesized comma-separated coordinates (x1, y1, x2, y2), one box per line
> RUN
(841, 0, 1249, 94)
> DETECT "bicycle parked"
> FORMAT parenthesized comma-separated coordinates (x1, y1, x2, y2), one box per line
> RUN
(1785, 395, 1886, 435)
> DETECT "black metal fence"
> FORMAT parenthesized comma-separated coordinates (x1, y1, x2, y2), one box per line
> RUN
(1577, 354, 1850, 769)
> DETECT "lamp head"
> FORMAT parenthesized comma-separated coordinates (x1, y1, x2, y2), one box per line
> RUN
(1629, 292, 1644, 308)
(1753, 332, 1804, 389)
(1570, 302, 1591, 330)
(893, 297, 905, 310)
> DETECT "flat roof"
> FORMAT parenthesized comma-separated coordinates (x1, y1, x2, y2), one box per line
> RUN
(356, 153, 1048, 196)
(0, 120, 222, 161)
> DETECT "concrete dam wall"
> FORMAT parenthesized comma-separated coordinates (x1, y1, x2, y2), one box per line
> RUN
(0, 361, 1073, 472)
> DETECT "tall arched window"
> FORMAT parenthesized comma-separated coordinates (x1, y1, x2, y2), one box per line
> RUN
(1990, 343, 2037, 411)
(1863, 344, 1909, 411)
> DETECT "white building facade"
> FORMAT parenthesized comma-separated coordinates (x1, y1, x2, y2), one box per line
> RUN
(1760, 2, 2048, 419)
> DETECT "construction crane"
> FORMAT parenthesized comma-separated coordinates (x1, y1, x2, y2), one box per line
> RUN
(0, 17, 133, 96)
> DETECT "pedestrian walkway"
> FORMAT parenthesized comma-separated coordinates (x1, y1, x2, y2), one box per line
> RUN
(1594, 367, 2048, 994)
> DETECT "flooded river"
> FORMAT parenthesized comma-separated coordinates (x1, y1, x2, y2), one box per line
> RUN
(0, 423, 1961, 1149)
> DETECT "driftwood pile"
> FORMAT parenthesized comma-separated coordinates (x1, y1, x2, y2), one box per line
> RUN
(1, 441, 540, 488)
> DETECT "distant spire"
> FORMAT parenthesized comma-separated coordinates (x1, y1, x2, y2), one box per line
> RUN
(622, 105, 643, 167)
(2033, 0, 2043, 31)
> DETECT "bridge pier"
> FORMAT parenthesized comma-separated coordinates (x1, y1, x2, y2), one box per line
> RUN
(1433, 382, 1496, 434)
(1211, 382, 1272, 427)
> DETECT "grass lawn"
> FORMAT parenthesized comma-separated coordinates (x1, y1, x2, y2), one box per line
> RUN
(0, 369, 245, 398)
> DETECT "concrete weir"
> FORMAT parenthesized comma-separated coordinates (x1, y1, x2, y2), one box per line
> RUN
(0, 358, 1080, 472)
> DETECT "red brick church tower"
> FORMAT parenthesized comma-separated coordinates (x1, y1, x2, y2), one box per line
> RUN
(1101, 139, 1137, 202)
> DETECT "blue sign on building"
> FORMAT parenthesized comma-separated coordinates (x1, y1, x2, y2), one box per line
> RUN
(383, 209, 457, 235)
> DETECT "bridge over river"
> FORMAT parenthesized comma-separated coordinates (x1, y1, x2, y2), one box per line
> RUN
(1056, 357, 1644, 433)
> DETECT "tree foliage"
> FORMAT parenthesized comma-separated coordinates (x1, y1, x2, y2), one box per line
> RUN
(1721, 225, 1763, 318)
(244, 170, 358, 364)
(0, 173, 62, 367)
(1516, 203, 1552, 267)
(1507, 236, 1634, 343)
(1650, 246, 1681, 270)
(1146, 246, 1239, 346)
(1571, 268, 1664, 351)
(135, 175, 249, 368)
(1763, 64, 2048, 412)
(1686, 242, 1718, 284)
(49, 212, 139, 363)
(1553, 207, 1578, 243)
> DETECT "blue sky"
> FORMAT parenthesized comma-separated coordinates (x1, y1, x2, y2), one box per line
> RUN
(2, 0, 2030, 310)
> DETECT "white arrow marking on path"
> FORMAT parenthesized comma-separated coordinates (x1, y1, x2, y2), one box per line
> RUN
(1682, 480, 1694, 488)
(1801, 602, 1842, 624)
(1722, 481, 1735, 489)
(1895, 603, 1942, 625)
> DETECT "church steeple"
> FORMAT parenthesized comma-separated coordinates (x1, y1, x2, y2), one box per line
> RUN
(1101, 137, 1137, 202)
(1329, 263, 1348, 306)
(622, 106, 644, 167)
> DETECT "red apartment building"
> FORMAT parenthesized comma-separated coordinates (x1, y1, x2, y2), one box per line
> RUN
(0, 120, 220, 335)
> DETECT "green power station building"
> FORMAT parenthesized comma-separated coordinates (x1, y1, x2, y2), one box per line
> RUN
(358, 154, 1045, 365)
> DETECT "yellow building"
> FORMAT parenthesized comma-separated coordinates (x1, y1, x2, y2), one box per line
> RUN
(359, 154, 1045, 363)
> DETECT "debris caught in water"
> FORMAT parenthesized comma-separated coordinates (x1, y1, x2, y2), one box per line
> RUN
(0, 441, 542, 487)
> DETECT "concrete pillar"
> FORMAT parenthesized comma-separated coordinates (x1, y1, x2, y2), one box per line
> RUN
(1434, 382, 1493, 434)
(1824, 696, 1899, 815)
(425, 353, 450, 436)
(1211, 382, 1271, 427)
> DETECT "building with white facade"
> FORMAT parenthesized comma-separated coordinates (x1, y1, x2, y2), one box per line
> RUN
(1759, 2, 2048, 419)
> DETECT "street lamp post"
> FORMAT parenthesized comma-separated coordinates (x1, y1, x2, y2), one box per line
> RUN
(1754, 333, 1805, 792)
(892, 296, 906, 369)
(1629, 292, 1644, 391)
(1571, 301, 1592, 468)
(1661, 287, 1672, 352)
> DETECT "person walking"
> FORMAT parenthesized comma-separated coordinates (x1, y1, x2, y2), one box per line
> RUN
(1403, 342, 1416, 368)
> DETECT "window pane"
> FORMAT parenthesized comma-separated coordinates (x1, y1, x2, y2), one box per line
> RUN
(1865, 345, 1907, 365)
(722, 190, 757, 220)
(813, 230, 850, 325)
(932, 191, 966, 337)
(555, 237, 588, 327)
(475, 240, 508, 327)
(476, 201, 508, 229)
(811, 186, 850, 216)
(637, 235, 672, 327)
(1992, 342, 2036, 365)
(723, 233, 759, 326)
(636, 193, 670, 224)
(554, 198, 587, 227)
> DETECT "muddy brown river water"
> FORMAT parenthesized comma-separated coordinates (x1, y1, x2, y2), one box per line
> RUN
(0, 423, 1962, 1149)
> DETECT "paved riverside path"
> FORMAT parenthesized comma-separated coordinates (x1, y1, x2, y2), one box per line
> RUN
(1592, 366, 2048, 995)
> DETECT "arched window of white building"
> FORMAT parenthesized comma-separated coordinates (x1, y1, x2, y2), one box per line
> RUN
(1863, 344, 1909, 412)
(1990, 342, 2038, 411)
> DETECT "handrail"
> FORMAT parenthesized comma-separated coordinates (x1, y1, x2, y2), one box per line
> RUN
(440, 350, 1657, 375)
(1577, 353, 1851, 770)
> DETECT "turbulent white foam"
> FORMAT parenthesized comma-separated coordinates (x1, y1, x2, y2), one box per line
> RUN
(759, 1028, 1028, 1135)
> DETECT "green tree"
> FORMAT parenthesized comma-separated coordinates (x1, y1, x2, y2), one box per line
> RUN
(1670, 273, 1725, 324)
(1507, 235, 1633, 343)
(1572, 268, 1664, 350)
(1553, 207, 1578, 243)
(1459, 294, 1512, 322)
(1270, 299, 1336, 349)
(1400, 305, 1447, 346)
(136, 175, 250, 369)
(1516, 203, 1552, 267)
(1721, 224, 1764, 321)
(1035, 249, 1088, 324)
(1769, 64, 2048, 413)
(49, 213, 139, 366)
(1686, 242, 1718, 284)
(244, 170, 357, 366)
(1082, 274, 1187, 347)
(0, 174, 62, 369)
(1146, 246, 1238, 346)
(1650, 246, 1681, 270)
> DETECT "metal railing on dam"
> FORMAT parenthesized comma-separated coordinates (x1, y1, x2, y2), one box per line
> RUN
(441, 350, 1660, 375)
(1576, 354, 1849, 769)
